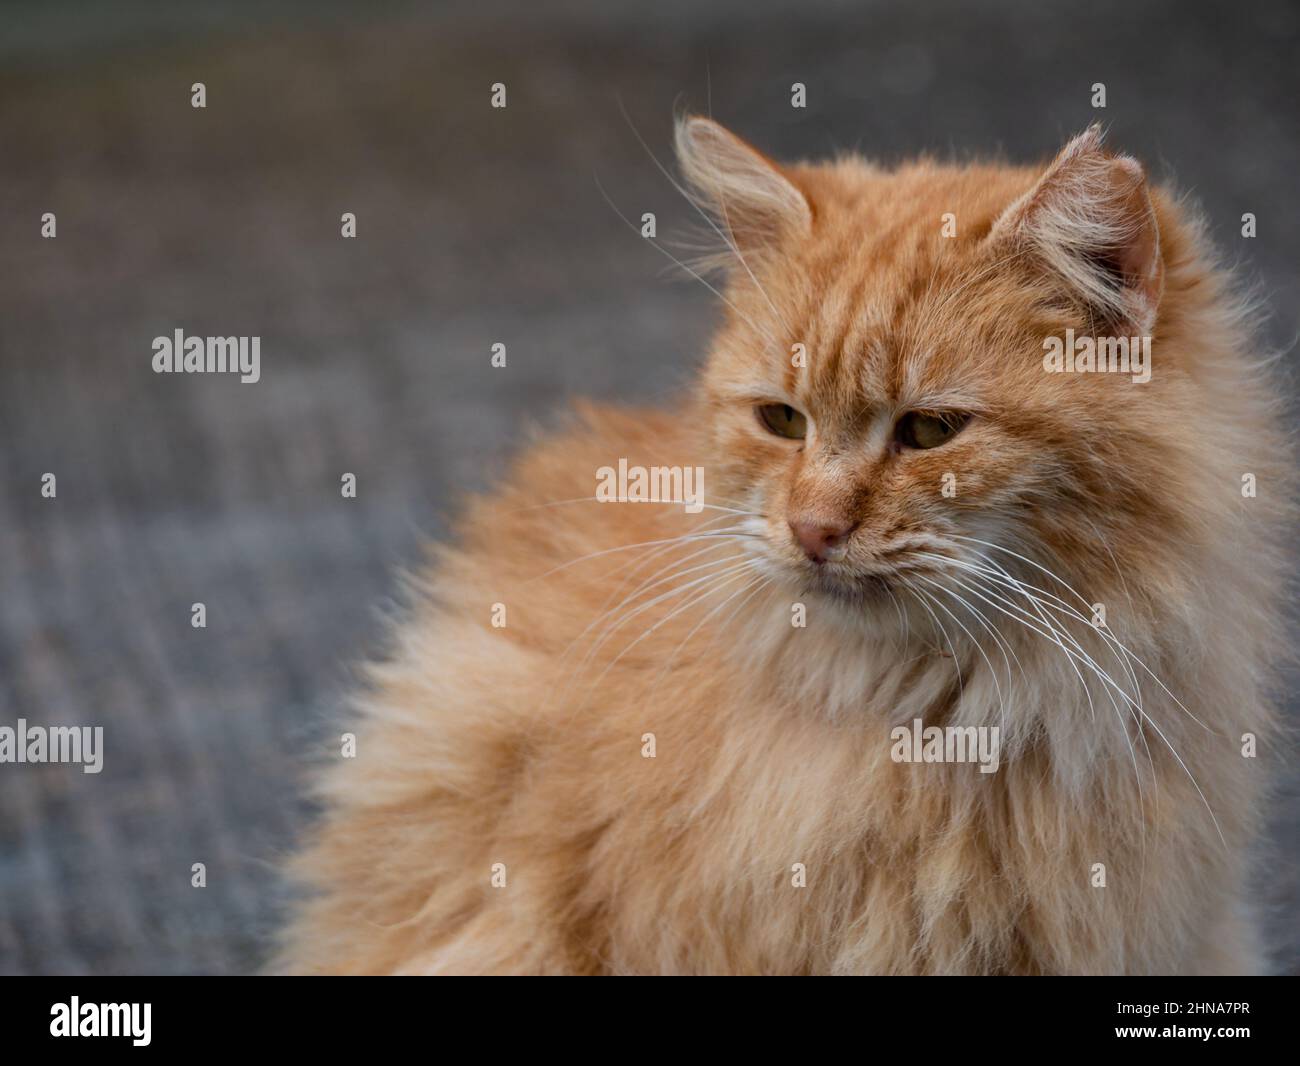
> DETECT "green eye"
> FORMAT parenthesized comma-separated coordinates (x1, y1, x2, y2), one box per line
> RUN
(757, 403, 808, 439)
(896, 411, 970, 450)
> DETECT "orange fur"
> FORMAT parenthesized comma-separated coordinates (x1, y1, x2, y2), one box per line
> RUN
(278, 121, 1290, 975)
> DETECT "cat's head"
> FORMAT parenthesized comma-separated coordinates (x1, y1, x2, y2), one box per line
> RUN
(677, 117, 1185, 617)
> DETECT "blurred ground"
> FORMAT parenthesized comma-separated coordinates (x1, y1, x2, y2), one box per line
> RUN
(0, 0, 1296, 974)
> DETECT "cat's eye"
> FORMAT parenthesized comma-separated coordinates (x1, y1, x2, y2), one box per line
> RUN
(756, 403, 808, 440)
(895, 410, 970, 450)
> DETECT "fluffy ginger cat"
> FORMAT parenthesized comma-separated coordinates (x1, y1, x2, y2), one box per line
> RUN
(279, 118, 1290, 975)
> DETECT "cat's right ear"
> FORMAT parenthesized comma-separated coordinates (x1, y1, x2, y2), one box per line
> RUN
(675, 116, 812, 252)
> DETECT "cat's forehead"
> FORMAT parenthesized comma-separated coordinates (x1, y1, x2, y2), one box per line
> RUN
(709, 163, 1041, 423)
(775, 234, 992, 411)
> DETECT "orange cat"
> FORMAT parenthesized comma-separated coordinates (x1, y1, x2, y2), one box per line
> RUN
(278, 118, 1290, 975)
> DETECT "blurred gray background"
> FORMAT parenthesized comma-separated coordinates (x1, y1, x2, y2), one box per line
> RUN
(0, 0, 1296, 975)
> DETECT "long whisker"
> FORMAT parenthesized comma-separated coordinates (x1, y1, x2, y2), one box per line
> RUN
(529, 528, 756, 583)
(578, 559, 762, 708)
(578, 556, 756, 675)
(543, 514, 754, 684)
(950, 549, 1150, 740)
(951, 553, 1160, 854)
(536, 521, 751, 722)
(578, 548, 752, 657)
(647, 573, 770, 698)
(512, 496, 761, 517)
(899, 576, 964, 700)
(944, 534, 1213, 735)
(919, 553, 1103, 725)
(915, 574, 1018, 736)
(920, 553, 1154, 868)
(944, 565, 1145, 803)
(915, 581, 1005, 724)
(918, 551, 1222, 846)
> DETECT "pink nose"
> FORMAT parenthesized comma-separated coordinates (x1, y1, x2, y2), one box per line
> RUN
(789, 517, 856, 563)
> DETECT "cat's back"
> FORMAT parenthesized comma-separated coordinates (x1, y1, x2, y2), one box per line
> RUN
(276, 400, 745, 974)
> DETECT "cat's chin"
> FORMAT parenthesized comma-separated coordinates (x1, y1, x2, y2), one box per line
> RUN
(799, 568, 898, 609)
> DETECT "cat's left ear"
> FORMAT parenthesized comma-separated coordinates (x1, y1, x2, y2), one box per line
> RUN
(675, 116, 812, 253)
(990, 125, 1164, 334)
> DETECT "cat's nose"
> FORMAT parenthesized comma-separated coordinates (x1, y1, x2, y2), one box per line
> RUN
(789, 516, 857, 563)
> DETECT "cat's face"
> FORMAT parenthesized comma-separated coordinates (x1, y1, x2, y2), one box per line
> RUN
(678, 119, 1167, 613)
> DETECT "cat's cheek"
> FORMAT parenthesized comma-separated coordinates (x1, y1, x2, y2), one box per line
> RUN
(898, 436, 1018, 507)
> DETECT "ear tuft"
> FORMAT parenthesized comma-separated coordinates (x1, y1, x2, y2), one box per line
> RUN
(674, 116, 811, 251)
(992, 126, 1164, 333)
